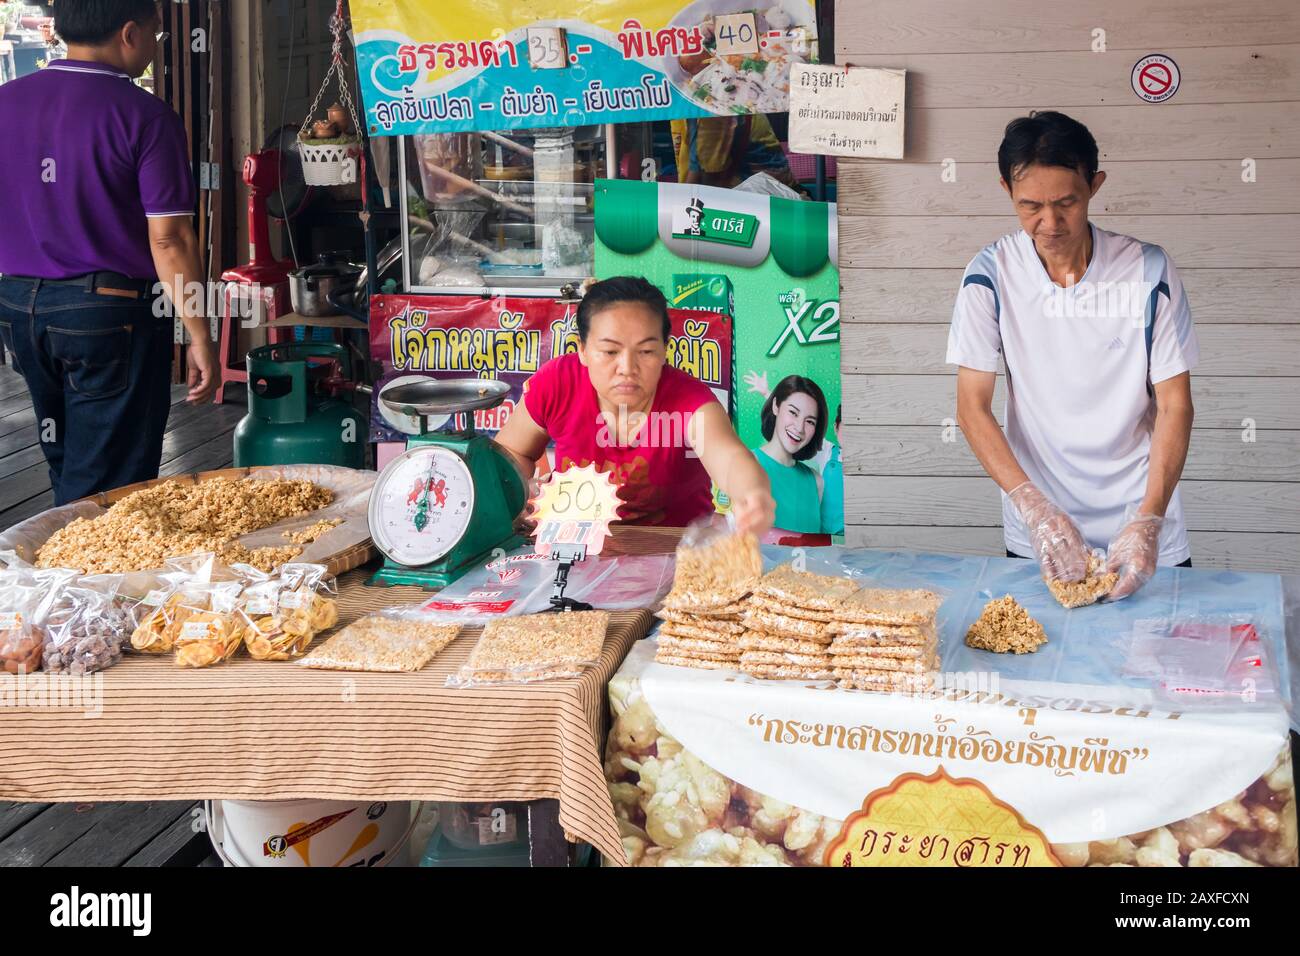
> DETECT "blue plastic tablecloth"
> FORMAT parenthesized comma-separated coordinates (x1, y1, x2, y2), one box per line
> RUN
(753, 546, 1298, 731)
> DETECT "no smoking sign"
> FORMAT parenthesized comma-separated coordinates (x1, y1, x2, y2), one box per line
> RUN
(1131, 53, 1180, 103)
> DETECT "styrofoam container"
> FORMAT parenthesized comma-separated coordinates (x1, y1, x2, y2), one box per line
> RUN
(206, 799, 415, 868)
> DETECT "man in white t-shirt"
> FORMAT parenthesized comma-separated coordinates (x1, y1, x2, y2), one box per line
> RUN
(948, 111, 1198, 600)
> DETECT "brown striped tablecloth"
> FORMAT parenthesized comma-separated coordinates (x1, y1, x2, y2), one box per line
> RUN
(0, 566, 663, 866)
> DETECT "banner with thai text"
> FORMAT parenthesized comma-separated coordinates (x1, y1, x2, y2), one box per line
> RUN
(350, 0, 818, 135)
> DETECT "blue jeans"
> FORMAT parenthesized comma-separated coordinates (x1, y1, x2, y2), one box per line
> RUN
(0, 278, 173, 505)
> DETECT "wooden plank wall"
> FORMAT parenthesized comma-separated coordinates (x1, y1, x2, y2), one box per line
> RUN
(835, 0, 1300, 572)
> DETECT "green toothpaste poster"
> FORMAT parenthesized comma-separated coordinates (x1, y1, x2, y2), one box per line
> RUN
(594, 179, 843, 538)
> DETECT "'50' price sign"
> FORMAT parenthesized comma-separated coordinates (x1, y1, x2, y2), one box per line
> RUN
(528, 463, 620, 556)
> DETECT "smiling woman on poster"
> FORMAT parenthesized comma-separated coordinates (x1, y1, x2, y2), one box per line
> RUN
(494, 276, 775, 533)
(751, 375, 832, 534)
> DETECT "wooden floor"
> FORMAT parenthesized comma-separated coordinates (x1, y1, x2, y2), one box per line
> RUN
(0, 801, 214, 867)
(0, 362, 240, 865)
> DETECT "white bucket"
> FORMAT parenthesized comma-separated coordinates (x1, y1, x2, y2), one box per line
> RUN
(206, 799, 416, 868)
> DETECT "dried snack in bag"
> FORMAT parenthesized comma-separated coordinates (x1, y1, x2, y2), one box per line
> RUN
(447, 610, 610, 686)
(239, 563, 338, 660)
(43, 574, 132, 675)
(661, 517, 761, 612)
(299, 615, 460, 672)
(0, 566, 74, 674)
(128, 571, 197, 654)
(173, 581, 247, 668)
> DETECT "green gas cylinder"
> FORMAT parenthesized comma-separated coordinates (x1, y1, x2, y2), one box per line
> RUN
(233, 342, 367, 468)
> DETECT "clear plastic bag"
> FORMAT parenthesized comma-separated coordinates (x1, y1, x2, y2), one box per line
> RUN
(660, 515, 761, 612)
(43, 574, 131, 675)
(128, 570, 199, 654)
(1120, 616, 1278, 700)
(172, 580, 247, 668)
(298, 612, 461, 672)
(0, 566, 75, 673)
(409, 549, 675, 624)
(446, 610, 610, 687)
(238, 562, 339, 661)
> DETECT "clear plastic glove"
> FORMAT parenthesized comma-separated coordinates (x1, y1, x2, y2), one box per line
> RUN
(1008, 481, 1090, 583)
(1105, 511, 1164, 601)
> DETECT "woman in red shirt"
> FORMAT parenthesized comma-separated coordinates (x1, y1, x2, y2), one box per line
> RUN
(495, 276, 775, 532)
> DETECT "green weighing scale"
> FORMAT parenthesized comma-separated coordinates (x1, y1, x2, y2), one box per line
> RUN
(368, 378, 526, 588)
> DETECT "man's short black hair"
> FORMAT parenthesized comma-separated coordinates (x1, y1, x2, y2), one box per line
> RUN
(577, 276, 671, 343)
(55, 0, 159, 46)
(998, 110, 1099, 187)
(761, 375, 827, 462)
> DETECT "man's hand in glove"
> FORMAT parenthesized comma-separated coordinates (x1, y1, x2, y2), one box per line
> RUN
(1008, 481, 1090, 583)
(1106, 512, 1164, 601)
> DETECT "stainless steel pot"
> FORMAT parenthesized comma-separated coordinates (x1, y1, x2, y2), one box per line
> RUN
(289, 252, 364, 317)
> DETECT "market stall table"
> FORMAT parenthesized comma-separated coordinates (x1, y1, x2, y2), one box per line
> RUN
(606, 547, 1300, 867)
(0, 560, 662, 866)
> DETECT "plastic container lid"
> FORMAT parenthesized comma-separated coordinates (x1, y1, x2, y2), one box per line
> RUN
(418, 830, 530, 868)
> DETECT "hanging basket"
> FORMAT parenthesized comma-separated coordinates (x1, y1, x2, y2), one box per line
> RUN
(299, 140, 361, 186)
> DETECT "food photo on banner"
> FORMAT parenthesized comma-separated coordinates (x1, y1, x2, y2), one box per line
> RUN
(349, 0, 819, 135)
(594, 178, 843, 538)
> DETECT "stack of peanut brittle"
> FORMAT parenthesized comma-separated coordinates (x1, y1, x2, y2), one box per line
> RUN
(737, 564, 860, 681)
(827, 587, 943, 692)
(654, 532, 762, 671)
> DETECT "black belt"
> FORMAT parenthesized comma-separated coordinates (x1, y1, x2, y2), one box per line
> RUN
(0, 272, 153, 298)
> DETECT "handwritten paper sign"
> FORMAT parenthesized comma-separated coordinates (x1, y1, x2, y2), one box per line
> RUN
(788, 63, 906, 159)
(529, 463, 621, 556)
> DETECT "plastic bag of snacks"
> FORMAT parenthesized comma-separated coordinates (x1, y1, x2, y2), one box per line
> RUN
(43, 574, 133, 675)
(128, 553, 242, 656)
(173, 580, 247, 668)
(446, 610, 610, 687)
(0, 565, 76, 674)
(234, 562, 339, 661)
(660, 515, 762, 614)
(128, 570, 200, 654)
(299, 611, 461, 673)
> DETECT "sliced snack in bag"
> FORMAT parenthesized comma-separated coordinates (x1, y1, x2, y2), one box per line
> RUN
(447, 610, 610, 686)
(129, 571, 199, 654)
(173, 581, 247, 668)
(238, 562, 339, 660)
(299, 615, 461, 672)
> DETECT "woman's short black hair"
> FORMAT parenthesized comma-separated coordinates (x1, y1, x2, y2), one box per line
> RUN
(998, 110, 1099, 186)
(761, 375, 827, 462)
(577, 276, 671, 343)
(55, 0, 159, 46)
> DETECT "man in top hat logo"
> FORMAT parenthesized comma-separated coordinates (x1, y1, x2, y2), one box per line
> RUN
(682, 197, 705, 236)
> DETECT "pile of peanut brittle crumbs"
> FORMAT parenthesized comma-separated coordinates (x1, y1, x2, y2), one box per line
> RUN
(35, 478, 333, 574)
(964, 595, 1048, 654)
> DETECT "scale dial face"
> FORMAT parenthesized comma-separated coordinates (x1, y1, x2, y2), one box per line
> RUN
(370, 445, 475, 567)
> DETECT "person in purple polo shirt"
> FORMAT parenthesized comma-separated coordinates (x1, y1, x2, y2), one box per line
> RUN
(0, 1, 216, 505)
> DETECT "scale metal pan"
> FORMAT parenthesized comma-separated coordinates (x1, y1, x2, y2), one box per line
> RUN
(379, 377, 512, 417)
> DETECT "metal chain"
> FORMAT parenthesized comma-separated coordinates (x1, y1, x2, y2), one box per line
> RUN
(300, 1, 361, 137)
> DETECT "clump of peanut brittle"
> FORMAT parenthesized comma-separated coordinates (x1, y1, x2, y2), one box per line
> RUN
(1047, 553, 1118, 609)
(965, 595, 1047, 654)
